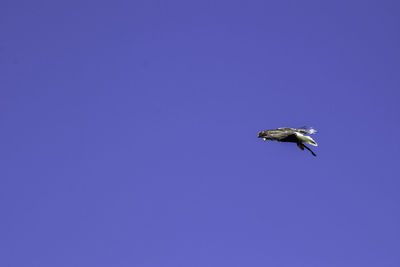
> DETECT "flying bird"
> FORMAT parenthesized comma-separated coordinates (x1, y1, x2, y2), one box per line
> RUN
(258, 127, 318, 156)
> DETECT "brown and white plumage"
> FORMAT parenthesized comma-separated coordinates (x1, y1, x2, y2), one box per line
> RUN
(257, 127, 318, 156)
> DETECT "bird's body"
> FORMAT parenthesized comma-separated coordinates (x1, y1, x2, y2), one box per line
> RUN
(258, 127, 318, 156)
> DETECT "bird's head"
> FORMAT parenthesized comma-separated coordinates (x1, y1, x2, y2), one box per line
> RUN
(257, 131, 269, 141)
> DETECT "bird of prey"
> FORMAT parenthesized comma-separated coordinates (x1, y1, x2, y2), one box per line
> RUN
(258, 127, 318, 156)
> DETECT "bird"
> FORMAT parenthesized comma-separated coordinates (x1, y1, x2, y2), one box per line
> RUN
(257, 127, 318, 156)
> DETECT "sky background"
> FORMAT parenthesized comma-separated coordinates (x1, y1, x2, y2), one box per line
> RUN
(1, 0, 400, 266)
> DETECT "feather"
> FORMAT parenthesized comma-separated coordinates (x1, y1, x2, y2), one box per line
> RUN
(258, 126, 319, 156)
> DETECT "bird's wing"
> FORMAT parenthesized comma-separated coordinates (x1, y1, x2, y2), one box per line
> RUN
(294, 132, 318, 146)
(266, 128, 296, 140)
(302, 144, 317, 156)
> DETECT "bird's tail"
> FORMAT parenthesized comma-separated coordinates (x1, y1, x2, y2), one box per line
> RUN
(297, 126, 317, 135)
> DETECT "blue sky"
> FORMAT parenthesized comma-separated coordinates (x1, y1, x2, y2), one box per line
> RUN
(1, 0, 400, 266)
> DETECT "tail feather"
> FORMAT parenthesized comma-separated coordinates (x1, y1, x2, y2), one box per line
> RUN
(297, 126, 317, 135)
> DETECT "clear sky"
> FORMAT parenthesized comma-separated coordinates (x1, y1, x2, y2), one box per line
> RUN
(1, 0, 400, 266)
